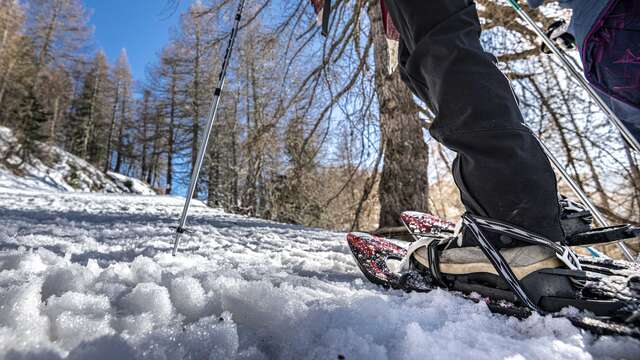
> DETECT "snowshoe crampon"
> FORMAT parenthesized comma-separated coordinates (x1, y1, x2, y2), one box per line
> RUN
(347, 213, 640, 338)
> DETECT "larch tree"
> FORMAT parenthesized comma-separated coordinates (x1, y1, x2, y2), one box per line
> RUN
(0, 0, 26, 113)
(105, 49, 133, 173)
(154, 44, 184, 195)
(175, 3, 216, 196)
(23, 0, 91, 147)
(66, 51, 110, 160)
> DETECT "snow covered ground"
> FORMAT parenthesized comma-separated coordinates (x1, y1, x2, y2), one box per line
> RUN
(0, 186, 639, 359)
(0, 126, 155, 195)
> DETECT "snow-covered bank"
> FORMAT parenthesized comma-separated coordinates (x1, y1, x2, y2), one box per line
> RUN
(0, 126, 155, 194)
(0, 188, 639, 359)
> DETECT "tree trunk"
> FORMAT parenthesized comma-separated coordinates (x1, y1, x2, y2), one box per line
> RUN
(49, 96, 59, 143)
(241, 55, 264, 214)
(114, 86, 127, 173)
(166, 79, 176, 194)
(105, 82, 120, 172)
(140, 91, 150, 178)
(190, 18, 202, 190)
(82, 67, 102, 159)
(147, 111, 161, 185)
(231, 91, 239, 208)
(1, 28, 8, 49)
(36, 0, 62, 70)
(368, 2, 429, 228)
(0, 59, 15, 110)
(624, 145, 640, 215)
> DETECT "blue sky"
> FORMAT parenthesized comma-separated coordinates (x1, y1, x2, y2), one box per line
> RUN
(83, 0, 193, 82)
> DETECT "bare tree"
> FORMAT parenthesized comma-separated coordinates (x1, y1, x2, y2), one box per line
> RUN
(105, 49, 133, 173)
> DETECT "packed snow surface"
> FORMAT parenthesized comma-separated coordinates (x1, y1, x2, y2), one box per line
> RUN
(0, 187, 639, 359)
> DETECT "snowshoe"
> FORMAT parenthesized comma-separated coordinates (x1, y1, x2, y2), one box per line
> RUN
(348, 212, 640, 338)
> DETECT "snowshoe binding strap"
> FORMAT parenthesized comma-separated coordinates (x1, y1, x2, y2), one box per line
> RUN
(398, 237, 438, 271)
(428, 240, 449, 288)
(462, 213, 542, 312)
(470, 215, 581, 271)
(397, 236, 449, 288)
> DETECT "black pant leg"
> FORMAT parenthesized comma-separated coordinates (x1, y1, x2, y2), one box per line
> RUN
(384, 0, 564, 244)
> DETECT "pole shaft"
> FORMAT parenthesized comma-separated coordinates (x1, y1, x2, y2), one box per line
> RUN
(173, 0, 246, 255)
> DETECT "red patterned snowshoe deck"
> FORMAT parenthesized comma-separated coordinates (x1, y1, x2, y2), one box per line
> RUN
(347, 232, 407, 288)
(346, 232, 435, 291)
(401, 211, 456, 237)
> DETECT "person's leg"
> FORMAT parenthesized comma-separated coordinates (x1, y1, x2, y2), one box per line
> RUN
(384, 0, 564, 245)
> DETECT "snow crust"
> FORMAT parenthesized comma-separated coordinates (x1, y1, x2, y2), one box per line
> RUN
(0, 126, 155, 194)
(0, 186, 639, 359)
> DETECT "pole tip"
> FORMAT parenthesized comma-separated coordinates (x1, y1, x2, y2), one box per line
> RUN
(172, 232, 181, 256)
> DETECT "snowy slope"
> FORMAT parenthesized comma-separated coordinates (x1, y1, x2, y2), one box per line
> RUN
(0, 126, 155, 194)
(0, 187, 639, 359)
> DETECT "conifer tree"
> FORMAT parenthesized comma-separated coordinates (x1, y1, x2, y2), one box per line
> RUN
(14, 89, 51, 160)
(26, 0, 91, 71)
(14, 0, 91, 157)
(105, 49, 133, 173)
(174, 3, 215, 196)
(138, 89, 152, 178)
(148, 44, 183, 194)
(0, 0, 26, 112)
(66, 51, 110, 160)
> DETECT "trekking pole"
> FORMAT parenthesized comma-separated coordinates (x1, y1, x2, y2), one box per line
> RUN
(172, 0, 246, 256)
(535, 134, 636, 262)
(506, 0, 640, 155)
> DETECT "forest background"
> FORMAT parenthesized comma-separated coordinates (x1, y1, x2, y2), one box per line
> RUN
(1, 0, 638, 248)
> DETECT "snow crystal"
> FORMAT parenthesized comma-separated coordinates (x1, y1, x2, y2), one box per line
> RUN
(93, 266, 132, 302)
(0, 251, 45, 273)
(118, 313, 156, 339)
(172, 313, 240, 359)
(0, 282, 51, 353)
(49, 311, 114, 351)
(122, 283, 174, 324)
(42, 263, 96, 300)
(66, 335, 136, 360)
(130, 256, 162, 284)
(44, 291, 114, 351)
(169, 276, 207, 321)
